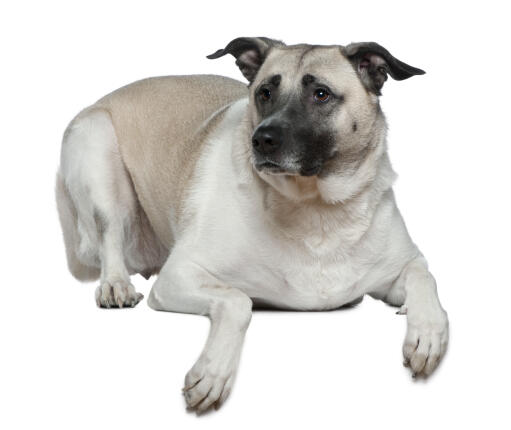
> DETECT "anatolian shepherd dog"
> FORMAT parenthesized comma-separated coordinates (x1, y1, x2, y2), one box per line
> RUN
(56, 37, 449, 413)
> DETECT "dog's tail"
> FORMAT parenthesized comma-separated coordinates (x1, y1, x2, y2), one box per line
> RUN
(55, 171, 100, 282)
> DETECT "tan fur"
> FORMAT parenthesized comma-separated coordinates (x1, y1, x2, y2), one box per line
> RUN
(94, 75, 247, 247)
(56, 40, 447, 410)
(243, 46, 385, 203)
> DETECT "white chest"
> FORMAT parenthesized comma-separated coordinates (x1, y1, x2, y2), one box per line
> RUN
(191, 210, 372, 310)
(273, 255, 363, 310)
(181, 103, 385, 310)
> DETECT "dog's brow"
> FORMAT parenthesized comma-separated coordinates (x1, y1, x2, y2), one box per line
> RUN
(302, 74, 315, 86)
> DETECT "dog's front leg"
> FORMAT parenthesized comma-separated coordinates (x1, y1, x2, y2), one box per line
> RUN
(388, 255, 449, 377)
(147, 251, 252, 413)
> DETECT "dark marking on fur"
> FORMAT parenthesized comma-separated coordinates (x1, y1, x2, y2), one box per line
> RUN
(253, 62, 345, 176)
(93, 208, 108, 241)
(352, 122, 357, 132)
(270, 74, 281, 87)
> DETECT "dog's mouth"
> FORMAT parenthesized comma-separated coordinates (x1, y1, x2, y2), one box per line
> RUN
(255, 161, 289, 175)
(257, 161, 281, 170)
(255, 160, 323, 177)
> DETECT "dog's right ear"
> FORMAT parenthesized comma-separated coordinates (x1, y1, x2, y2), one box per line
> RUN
(207, 37, 285, 83)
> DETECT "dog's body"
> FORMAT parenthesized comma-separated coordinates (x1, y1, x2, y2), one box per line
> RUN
(56, 38, 448, 413)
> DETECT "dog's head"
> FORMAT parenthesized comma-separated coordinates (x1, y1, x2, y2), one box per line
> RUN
(208, 37, 424, 184)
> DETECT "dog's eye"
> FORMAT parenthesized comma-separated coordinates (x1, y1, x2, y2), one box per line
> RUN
(259, 88, 271, 102)
(313, 88, 330, 103)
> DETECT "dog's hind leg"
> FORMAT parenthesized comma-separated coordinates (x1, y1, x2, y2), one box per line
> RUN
(57, 108, 144, 308)
(93, 206, 143, 309)
(147, 249, 252, 413)
(56, 172, 100, 281)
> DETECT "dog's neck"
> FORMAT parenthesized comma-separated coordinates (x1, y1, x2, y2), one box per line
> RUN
(232, 112, 396, 253)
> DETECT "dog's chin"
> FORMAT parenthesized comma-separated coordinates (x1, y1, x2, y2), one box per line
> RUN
(254, 161, 322, 177)
(298, 165, 322, 177)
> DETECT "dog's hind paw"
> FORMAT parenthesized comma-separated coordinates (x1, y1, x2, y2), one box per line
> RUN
(95, 280, 144, 308)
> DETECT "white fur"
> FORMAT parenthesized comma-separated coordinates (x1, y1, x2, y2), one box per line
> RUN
(57, 108, 164, 307)
(146, 99, 448, 409)
(58, 97, 448, 413)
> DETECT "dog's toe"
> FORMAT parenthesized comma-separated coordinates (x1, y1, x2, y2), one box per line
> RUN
(183, 362, 235, 414)
(95, 281, 143, 309)
(402, 310, 448, 378)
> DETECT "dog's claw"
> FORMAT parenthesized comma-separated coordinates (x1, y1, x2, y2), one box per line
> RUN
(396, 305, 407, 315)
(182, 382, 197, 392)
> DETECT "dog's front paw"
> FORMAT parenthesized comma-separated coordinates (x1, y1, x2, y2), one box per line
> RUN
(95, 280, 143, 308)
(402, 306, 449, 377)
(182, 356, 237, 414)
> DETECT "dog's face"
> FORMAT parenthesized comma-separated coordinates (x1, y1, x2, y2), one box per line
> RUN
(248, 45, 376, 177)
(208, 38, 424, 180)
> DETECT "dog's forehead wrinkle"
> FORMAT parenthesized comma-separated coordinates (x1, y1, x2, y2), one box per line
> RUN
(261, 45, 321, 79)
(260, 45, 355, 96)
(297, 45, 319, 66)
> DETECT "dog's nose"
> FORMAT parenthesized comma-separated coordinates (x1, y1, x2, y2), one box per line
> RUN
(252, 126, 283, 155)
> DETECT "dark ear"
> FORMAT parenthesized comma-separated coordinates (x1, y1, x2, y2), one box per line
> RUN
(207, 37, 285, 83)
(344, 42, 425, 95)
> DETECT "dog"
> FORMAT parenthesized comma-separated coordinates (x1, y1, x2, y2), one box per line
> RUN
(56, 37, 449, 413)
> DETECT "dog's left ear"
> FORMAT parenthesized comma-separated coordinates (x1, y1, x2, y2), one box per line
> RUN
(207, 37, 285, 83)
(343, 42, 425, 95)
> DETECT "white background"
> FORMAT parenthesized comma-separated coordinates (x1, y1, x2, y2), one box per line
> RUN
(1, 1, 510, 428)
